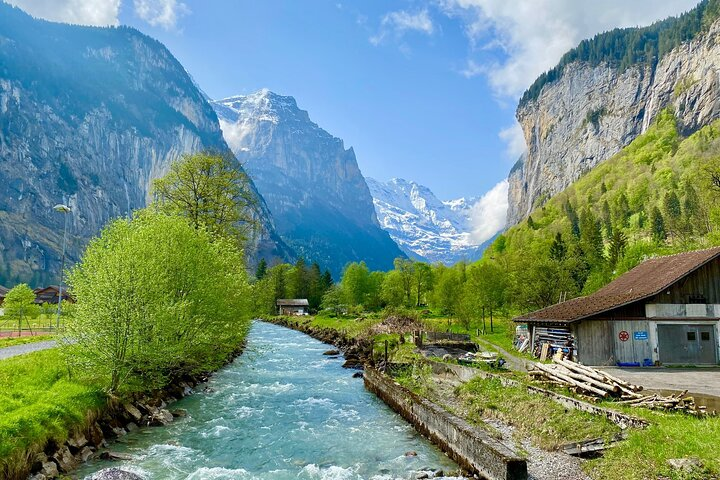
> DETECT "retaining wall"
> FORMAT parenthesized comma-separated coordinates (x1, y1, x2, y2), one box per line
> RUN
(364, 368, 528, 480)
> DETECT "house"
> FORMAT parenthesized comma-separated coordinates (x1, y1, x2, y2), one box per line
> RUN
(276, 299, 309, 316)
(33, 286, 74, 305)
(515, 247, 720, 366)
(0, 286, 8, 306)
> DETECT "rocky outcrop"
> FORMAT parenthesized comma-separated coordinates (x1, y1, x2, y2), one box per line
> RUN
(212, 90, 405, 278)
(508, 18, 720, 225)
(0, 4, 288, 286)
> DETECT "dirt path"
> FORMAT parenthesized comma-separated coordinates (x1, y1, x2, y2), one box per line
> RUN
(0, 340, 56, 360)
(475, 337, 529, 372)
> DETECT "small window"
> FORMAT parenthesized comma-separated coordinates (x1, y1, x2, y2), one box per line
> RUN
(701, 332, 711, 341)
(687, 331, 697, 341)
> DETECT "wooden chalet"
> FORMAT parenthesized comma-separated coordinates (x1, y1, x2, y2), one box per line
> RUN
(276, 299, 309, 316)
(515, 247, 720, 366)
(0, 285, 8, 306)
(33, 285, 74, 305)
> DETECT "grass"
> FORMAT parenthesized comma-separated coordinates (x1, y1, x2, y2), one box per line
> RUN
(0, 349, 105, 478)
(281, 314, 383, 338)
(460, 376, 621, 449)
(0, 335, 54, 348)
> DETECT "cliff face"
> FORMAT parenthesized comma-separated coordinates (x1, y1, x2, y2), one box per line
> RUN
(213, 90, 405, 278)
(0, 4, 285, 286)
(508, 18, 720, 225)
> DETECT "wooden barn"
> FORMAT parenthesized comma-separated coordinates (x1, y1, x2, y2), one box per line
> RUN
(33, 286, 74, 305)
(515, 247, 720, 366)
(276, 299, 309, 316)
(0, 286, 8, 306)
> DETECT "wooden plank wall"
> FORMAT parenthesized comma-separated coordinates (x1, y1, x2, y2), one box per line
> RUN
(574, 321, 613, 366)
(648, 260, 720, 304)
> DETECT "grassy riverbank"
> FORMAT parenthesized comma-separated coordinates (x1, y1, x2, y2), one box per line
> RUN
(277, 313, 720, 480)
(0, 349, 104, 477)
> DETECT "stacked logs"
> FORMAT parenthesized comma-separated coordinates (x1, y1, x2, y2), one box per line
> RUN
(529, 359, 704, 415)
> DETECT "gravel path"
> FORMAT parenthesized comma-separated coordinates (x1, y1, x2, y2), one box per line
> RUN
(0, 340, 57, 360)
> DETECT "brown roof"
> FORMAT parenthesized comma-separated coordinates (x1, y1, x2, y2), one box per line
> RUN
(0, 286, 8, 296)
(515, 246, 720, 324)
(276, 299, 309, 306)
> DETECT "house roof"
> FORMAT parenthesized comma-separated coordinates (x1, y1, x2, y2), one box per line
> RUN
(515, 246, 720, 324)
(0, 286, 8, 296)
(276, 299, 309, 307)
(33, 285, 61, 294)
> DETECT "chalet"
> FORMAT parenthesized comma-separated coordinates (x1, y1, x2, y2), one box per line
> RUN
(277, 299, 309, 316)
(33, 286, 74, 305)
(515, 247, 720, 366)
(0, 286, 8, 306)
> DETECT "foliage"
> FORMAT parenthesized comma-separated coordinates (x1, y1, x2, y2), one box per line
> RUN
(152, 151, 258, 242)
(3, 284, 40, 333)
(251, 260, 332, 315)
(64, 211, 252, 393)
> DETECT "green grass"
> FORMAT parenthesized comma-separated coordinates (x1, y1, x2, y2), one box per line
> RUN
(281, 314, 383, 338)
(460, 376, 621, 449)
(0, 349, 105, 478)
(0, 335, 54, 348)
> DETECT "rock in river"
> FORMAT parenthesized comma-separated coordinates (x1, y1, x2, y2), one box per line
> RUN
(88, 468, 144, 480)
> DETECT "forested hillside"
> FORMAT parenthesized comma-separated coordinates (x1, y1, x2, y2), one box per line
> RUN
(491, 110, 720, 312)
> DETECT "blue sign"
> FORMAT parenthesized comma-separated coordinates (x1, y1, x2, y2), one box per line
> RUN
(634, 331, 648, 340)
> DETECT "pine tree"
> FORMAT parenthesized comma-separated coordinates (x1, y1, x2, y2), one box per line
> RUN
(255, 258, 268, 280)
(651, 207, 667, 243)
(527, 216, 536, 229)
(549, 232, 567, 262)
(564, 201, 580, 238)
(608, 229, 627, 270)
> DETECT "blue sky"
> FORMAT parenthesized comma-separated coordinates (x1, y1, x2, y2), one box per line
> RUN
(8, 0, 703, 205)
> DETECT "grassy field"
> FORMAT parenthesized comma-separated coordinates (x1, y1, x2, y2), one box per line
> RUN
(0, 349, 104, 477)
(0, 335, 54, 348)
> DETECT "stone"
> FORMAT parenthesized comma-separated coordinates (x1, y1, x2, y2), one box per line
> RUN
(415, 473, 429, 479)
(52, 445, 77, 473)
(66, 432, 88, 452)
(149, 409, 174, 426)
(79, 446, 95, 462)
(100, 451, 134, 461)
(111, 427, 127, 437)
(88, 423, 105, 446)
(123, 403, 143, 422)
(87, 467, 144, 480)
(126, 422, 139, 432)
(40, 461, 58, 478)
(668, 457, 703, 472)
(323, 349, 340, 356)
(31, 452, 49, 472)
(28, 474, 47, 480)
(405, 451, 418, 457)
(171, 408, 187, 418)
(352, 372, 363, 378)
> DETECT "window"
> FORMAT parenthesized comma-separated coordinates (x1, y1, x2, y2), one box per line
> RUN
(687, 331, 696, 341)
(701, 331, 711, 341)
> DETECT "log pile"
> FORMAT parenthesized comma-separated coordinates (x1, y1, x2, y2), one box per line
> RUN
(529, 359, 704, 415)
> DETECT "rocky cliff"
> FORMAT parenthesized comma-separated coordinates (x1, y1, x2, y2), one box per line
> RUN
(366, 178, 486, 264)
(0, 3, 286, 286)
(508, 5, 720, 225)
(213, 90, 405, 278)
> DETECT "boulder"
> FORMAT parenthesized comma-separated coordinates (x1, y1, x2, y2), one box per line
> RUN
(88, 423, 105, 446)
(66, 432, 88, 452)
(40, 461, 58, 478)
(52, 445, 77, 472)
(171, 409, 187, 418)
(126, 422, 139, 432)
(668, 458, 703, 472)
(149, 409, 174, 426)
(323, 349, 340, 356)
(100, 451, 134, 461)
(28, 474, 47, 480)
(88, 467, 144, 480)
(123, 403, 143, 423)
(79, 446, 95, 462)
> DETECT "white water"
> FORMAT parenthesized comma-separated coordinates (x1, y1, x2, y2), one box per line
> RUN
(77, 321, 461, 479)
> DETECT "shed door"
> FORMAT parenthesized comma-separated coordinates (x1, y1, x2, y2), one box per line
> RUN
(657, 324, 718, 365)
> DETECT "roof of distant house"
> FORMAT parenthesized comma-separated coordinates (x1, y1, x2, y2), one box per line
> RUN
(515, 246, 720, 324)
(276, 299, 310, 306)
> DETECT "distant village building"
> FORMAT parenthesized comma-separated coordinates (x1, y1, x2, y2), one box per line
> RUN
(0, 286, 8, 306)
(276, 299, 309, 316)
(515, 247, 720, 366)
(33, 286, 74, 305)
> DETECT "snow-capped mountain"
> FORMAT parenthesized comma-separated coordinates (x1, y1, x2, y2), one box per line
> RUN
(367, 178, 489, 265)
(212, 90, 405, 278)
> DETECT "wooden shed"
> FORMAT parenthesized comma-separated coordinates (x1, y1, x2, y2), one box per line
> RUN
(276, 299, 310, 316)
(0, 286, 8, 306)
(515, 247, 720, 366)
(33, 285, 74, 305)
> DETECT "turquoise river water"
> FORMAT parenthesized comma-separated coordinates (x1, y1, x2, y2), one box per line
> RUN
(77, 321, 461, 480)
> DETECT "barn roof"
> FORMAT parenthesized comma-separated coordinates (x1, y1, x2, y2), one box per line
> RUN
(276, 299, 309, 306)
(515, 246, 720, 324)
(0, 286, 8, 296)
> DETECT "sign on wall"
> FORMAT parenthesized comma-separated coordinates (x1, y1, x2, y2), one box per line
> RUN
(619, 330, 630, 342)
(633, 331, 649, 341)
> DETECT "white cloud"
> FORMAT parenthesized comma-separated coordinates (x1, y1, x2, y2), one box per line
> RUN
(6, 0, 121, 26)
(468, 179, 508, 244)
(498, 121, 525, 159)
(133, 0, 189, 30)
(442, 0, 701, 98)
(371, 9, 435, 45)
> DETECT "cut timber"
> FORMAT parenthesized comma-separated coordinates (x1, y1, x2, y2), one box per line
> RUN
(533, 362, 609, 397)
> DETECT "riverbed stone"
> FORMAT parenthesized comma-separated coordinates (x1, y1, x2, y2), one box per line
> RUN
(88, 467, 144, 480)
(89, 422, 105, 446)
(52, 445, 77, 472)
(40, 460, 58, 478)
(124, 403, 143, 422)
(126, 422, 139, 432)
(28, 473, 47, 480)
(149, 409, 174, 426)
(323, 349, 340, 355)
(171, 408, 187, 417)
(67, 432, 88, 452)
(79, 446, 95, 462)
(100, 451, 134, 461)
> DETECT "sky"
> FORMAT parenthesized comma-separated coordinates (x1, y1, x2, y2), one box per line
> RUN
(5, 0, 703, 240)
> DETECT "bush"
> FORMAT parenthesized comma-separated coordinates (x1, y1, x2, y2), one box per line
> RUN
(63, 211, 252, 393)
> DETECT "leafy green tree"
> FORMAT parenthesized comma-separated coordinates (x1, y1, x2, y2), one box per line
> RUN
(3, 284, 40, 334)
(431, 266, 463, 314)
(287, 258, 309, 300)
(152, 152, 257, 241)
(341, 262, 371, 306)
(307, 262, 325, 310)
(320, 286, 344, 316)
(413, 262, 433, 306)
(381, 270, 407, 307)
(393, 258, 415, 305)
(65, 211, 251, 392)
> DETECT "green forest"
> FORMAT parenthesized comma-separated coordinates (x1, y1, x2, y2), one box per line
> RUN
(521, 0, 720, 104)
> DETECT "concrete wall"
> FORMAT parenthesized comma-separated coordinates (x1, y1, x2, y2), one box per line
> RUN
(364, 368, 527, 480)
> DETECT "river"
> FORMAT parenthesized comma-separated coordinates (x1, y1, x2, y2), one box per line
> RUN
(77, 321, 461, 479)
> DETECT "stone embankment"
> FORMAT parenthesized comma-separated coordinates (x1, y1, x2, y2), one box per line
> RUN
(21, 345, 244, 480)
(364, 367, 528, 480)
